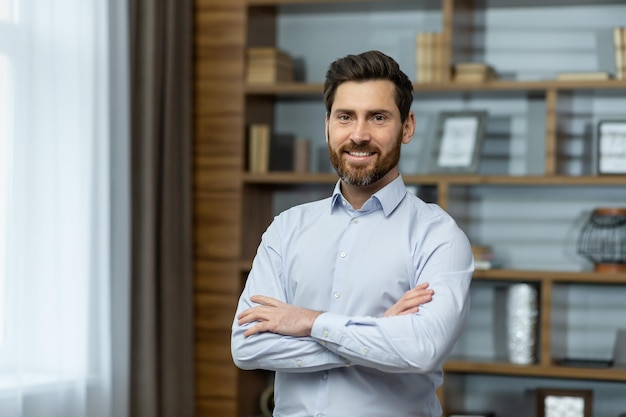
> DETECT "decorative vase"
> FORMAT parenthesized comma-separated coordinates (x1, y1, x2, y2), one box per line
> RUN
(506, 283, 538, 365)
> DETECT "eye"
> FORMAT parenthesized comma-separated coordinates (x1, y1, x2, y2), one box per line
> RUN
(372, 114, 386, 123)
(337, 114, 351, 122)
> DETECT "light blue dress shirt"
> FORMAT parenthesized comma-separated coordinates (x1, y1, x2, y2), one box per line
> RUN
(232, 175, 474, 417)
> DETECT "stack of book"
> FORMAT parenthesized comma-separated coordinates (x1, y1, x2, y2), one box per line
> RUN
(472, 245, 497, 270)
(248, 125, 309, 173)
(614, 27, 626, 80)
(453, 62, 497, 83)
(415, 32, 447, 83)
(245, 47, 294, 84)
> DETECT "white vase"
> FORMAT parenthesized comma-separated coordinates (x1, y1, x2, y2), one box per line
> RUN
(506, 283, 538, 365)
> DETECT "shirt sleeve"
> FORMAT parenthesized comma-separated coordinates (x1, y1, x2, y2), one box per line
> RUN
(310, 220, 473, 374)
(231, 218, 347, 373)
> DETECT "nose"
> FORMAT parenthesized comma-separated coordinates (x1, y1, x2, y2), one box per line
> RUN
(350, 119, 371, 144)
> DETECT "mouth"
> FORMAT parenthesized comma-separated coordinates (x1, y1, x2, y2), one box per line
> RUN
(346, 151, 375, 157)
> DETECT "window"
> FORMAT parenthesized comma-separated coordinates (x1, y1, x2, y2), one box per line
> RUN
(0, 1, 125, 415)
(0, 0, 16, 355)
(0, 55, 8, 349)
(0, 0, 16, 22)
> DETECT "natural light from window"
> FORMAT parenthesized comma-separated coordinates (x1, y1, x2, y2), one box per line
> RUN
(0, 0, 15, 22)
(0, 54, 9, 349)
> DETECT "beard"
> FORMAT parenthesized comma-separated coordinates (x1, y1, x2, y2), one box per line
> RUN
(328, 129, 402, 187)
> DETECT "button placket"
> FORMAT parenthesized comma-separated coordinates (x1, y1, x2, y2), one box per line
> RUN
(329, 208, 360, 310)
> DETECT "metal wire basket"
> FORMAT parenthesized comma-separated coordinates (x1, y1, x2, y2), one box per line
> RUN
(577, 207, 626, 272)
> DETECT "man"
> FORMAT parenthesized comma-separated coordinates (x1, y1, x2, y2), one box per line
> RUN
(231, 50, 473, 417)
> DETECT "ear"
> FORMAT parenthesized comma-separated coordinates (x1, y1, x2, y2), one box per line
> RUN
(325, 113, 330, 143)
(402, 111, 416, 145)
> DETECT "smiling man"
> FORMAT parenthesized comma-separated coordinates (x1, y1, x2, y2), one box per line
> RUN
(231, 50, 474, 417)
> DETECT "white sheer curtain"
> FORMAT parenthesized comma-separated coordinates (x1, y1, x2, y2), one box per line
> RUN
(0, 1, 129, 417)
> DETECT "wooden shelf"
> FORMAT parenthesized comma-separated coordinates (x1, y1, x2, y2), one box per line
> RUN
(243, 172, 338, 184)
(444, 360, 626, 382)
(473, 269, 626, 284)
(245, 79, 626, 96)
(416, 79, 626, 92)
(203, 1, 626, 416)
(246, 0, 416, 6)
(243, 172, 626, 186)
(247, 0, 626, 6)
(238, 261, 626, 282)
(245, 82, 324, 96)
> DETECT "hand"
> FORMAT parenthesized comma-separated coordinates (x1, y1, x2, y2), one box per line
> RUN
(238, 295, 323, 337)
(383, 282, 433, 317)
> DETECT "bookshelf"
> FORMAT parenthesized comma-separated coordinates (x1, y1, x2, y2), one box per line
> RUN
(192, 0, 626, 416)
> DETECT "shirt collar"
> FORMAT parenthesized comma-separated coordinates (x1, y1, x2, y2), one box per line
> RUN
(330, 175, 407, 217)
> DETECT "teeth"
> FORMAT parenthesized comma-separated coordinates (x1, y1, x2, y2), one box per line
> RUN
(349, 152, 372, 157)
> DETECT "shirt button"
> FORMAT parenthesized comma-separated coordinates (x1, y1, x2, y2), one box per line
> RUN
(344, 362, 351, 367)
(322, 372, 329, 380)
(339, 251, 346, 258)
(363, 348, 369, 355)
(333, 291, 341, 299)
(323, 330, 329, 337)
(352, 218, 359, 224)
(296, 359, 303, 367)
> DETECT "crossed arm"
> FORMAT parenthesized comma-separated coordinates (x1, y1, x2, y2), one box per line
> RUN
(237, 282, 434, 338)
(232, 210, 473, 374)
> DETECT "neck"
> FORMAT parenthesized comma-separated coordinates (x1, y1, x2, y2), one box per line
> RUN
(340, 169, 399, 210)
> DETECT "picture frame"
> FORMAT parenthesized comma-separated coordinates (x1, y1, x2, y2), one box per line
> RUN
(596, 120, 626, 175)
(429, 111, 488, 174)
(536, 388, 593, 417)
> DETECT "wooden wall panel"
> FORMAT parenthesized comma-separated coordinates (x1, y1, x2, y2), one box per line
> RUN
(196, 399, 236, 417)
(193, 1, 246, 416)
(195, 192, 241, 259)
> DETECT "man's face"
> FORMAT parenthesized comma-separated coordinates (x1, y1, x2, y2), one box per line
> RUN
(325, 80, 413, 187)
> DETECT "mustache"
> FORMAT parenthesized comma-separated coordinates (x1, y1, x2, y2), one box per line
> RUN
(340, 144, 379, 153)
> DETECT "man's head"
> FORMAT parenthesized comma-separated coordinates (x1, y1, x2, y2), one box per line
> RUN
(323, 50, 414, 123)
(324, 51, 415, 190)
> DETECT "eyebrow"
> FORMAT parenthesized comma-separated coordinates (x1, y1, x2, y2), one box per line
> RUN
(332, 108, 394, 117)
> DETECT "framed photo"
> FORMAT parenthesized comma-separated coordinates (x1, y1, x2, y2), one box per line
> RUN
(536, 388, 592, 417)
(596, 120, 626, 175)
(430, 111, 488, 173)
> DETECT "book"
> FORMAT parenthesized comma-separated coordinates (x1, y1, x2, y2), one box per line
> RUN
(620, 27, 626, 80)
(247, 124, 270, 173)
(246, 47, 294, 83)
(416, 32, 444, 83)
(415, 33, 430, 83)
(247, 47, 291, 59)
(614, 27, 625, 80)
(556, 71, 613, 81)
(454, 62, 490, 72)
(432, 32, 444, 82)
(454, 73, 495, 83)
(269, 133, 295, 172)
(619, 27, 626, 80)
(292, 138, 311, 173)
(453, 62, 497, 83)
(246, 68, 294, 83)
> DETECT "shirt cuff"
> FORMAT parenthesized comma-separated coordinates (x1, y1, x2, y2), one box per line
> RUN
(311, 312, 355, 367)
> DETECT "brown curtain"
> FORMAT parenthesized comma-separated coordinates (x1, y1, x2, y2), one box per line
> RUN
(129, 0, 194, 416)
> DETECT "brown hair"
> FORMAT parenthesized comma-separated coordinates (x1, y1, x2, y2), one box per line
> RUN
(323, 50, 413, 122)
